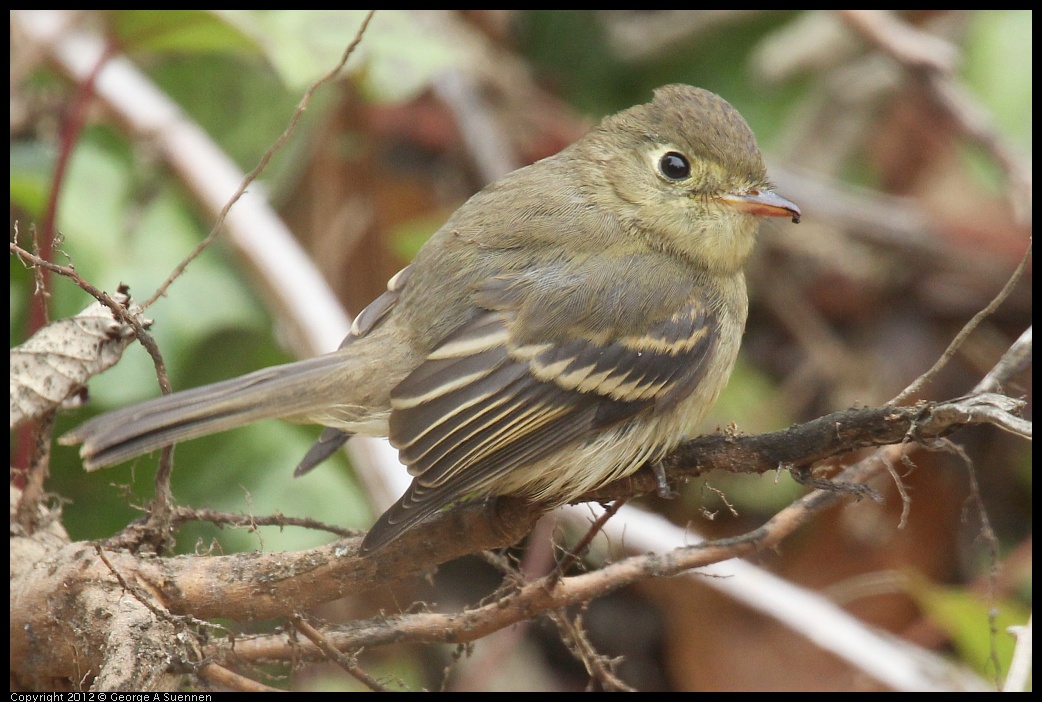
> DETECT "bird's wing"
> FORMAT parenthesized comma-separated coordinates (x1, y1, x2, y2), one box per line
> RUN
(363, 271, 720, 552)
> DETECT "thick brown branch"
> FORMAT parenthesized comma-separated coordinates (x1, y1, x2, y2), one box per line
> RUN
(92, 394, 1037, 622)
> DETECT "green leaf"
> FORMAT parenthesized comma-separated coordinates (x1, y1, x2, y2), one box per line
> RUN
(963, 10, 1032, 150)
(54, 128, 269, 394)
(9, 140, 55, 217)
(221, 10, 462, 101)
(908, 574, 1029, 680)
(106, 10, 261, 55)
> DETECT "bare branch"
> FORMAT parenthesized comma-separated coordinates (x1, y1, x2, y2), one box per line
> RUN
(291, 613, 391, 692)
(891, 242, 1031, 405)
(974, 326, 1032, 395)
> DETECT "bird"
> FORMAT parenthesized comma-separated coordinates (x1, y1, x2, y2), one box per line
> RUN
(61, 84, 800, 554)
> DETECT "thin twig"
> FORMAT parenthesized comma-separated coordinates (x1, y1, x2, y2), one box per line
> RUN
(195, 662, 283, 693)
(880, 445, 912, 529)
(553, 499, 628, 580)
(291, 613, 390, 692)
(9, 239, 172, 392)
(941, 438, 1003, 686)
(891, 241, 1032, 405)
(974, 326, 1032, 395)
(170, 506, 363, 539)
(143, 10, 377, 309)
(548, 610, 636, 691)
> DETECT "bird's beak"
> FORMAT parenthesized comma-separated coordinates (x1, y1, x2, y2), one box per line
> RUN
(720, 190, 801, 224)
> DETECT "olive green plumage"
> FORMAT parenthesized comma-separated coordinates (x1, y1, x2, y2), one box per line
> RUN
(62, 84, 800, 554)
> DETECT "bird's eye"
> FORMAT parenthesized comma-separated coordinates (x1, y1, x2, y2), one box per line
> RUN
(659, 151, 691, 180)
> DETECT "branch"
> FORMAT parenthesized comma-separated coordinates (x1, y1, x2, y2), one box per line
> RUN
(117, 394, 1006, 621)
(12, 319, 1027, 689)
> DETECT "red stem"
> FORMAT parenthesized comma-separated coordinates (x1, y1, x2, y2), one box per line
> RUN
(13, 42, 116, 475)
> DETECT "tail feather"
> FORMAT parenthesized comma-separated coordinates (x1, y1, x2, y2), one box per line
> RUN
(294, 427, 352, 477)
(61, 354, 357, 470)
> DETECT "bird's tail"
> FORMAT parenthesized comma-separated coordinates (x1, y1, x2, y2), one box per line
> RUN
(61, 353, 363, 470)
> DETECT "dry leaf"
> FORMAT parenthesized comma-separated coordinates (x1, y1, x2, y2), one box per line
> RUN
(9, 290, 150, 429)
